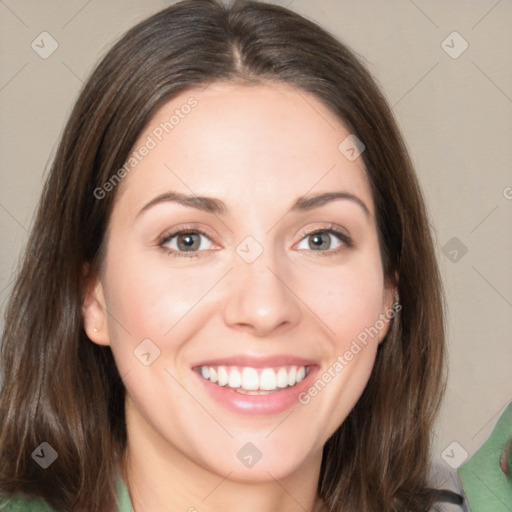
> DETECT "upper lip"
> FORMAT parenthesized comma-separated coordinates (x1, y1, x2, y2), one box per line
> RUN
(191, 354, 318, 369)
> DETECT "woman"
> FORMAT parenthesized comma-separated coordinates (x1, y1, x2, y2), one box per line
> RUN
(0, 1, 468, 510)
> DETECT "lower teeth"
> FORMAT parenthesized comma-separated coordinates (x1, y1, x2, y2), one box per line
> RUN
(232, 387, 287, 395)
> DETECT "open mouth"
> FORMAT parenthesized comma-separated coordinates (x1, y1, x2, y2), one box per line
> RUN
(194, 365, 311, 395)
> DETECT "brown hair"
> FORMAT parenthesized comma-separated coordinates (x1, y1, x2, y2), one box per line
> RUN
(0, 1, 447, 510)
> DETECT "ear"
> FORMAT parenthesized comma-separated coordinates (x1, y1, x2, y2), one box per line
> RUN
(82, 263, 110, 346)
(378, 271, 400, 344)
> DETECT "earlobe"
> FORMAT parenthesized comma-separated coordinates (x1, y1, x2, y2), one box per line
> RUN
(386, 270, 400, 314)
(378, 276, 400, 345)
(81, 265, 110, 346)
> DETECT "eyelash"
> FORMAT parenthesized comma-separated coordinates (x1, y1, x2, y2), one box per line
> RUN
(157, 224, 353, 259)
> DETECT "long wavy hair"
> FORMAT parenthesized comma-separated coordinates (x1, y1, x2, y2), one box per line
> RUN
(0, 1, 448, 510)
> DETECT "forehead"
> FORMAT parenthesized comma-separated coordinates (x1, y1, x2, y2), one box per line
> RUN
(113, 81, 373, 220)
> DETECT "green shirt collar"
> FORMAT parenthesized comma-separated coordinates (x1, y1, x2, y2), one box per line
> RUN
(115, 473, 135, 512)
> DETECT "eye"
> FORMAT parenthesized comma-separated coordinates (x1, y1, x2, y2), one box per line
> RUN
(157, 224, 353, 259)
(158, 228, 215, 258)
(295, 225, 353, 255)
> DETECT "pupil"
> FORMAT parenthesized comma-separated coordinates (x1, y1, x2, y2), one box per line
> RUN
(179, 233, 198, 250)
(311, 233, 328, 250)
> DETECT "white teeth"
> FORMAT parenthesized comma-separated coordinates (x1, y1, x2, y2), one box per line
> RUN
(241, 367, 259, 390)
(276, 367, 288, 388)
(287, 366, 296, 386)
(198, 364, 310, 391)
(217, 366, 229, 386)
(259, 368, 276, 390)
(228, 368, 241, 388)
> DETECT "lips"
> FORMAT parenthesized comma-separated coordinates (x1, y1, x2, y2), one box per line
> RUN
(191, 354, 319, 414)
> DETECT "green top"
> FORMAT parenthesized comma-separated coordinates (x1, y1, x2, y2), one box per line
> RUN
(458, 401, 512, 512)
(0, 473, 135, 511)
(116, 475, 135, 512)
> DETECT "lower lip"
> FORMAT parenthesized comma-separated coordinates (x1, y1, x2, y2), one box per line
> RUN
(193, 367, 318, 416)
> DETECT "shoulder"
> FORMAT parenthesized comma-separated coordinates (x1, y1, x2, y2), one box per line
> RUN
(0, 493, 54, 511)
(0, 472, 131, 512)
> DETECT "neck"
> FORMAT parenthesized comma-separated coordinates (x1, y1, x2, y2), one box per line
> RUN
(122, 400, 322, 512)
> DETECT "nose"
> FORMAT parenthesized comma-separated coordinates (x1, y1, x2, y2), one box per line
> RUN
(222, 246, 302, 338)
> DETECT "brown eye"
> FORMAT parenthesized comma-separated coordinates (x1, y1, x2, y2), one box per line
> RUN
(158, 229, 215, 258)
(175, 232, 202, 251)
(307, 232, 334, 250)
(295, 228, 352, 253)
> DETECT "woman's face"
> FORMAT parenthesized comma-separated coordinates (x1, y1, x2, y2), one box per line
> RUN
(84, 82, 395, 483)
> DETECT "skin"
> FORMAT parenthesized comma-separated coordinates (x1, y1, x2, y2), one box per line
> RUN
(82, 82, 396, 512)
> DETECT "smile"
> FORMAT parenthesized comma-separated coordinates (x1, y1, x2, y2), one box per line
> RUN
(196, 365, 311, 394)
(191, 354, 318, 415)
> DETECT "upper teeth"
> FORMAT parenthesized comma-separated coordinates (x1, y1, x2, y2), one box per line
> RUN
(199, 365, 309, 391)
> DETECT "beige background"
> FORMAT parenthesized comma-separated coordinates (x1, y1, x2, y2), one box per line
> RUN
(1, 0, 511, 470)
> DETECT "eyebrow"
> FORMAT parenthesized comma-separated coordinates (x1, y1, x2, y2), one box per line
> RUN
(136, 190, 370, 219)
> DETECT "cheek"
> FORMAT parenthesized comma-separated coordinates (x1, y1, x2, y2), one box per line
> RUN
(296, 253, 385, 348)
(101, 246, 223, 360)
(295, 259, 385, 433)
